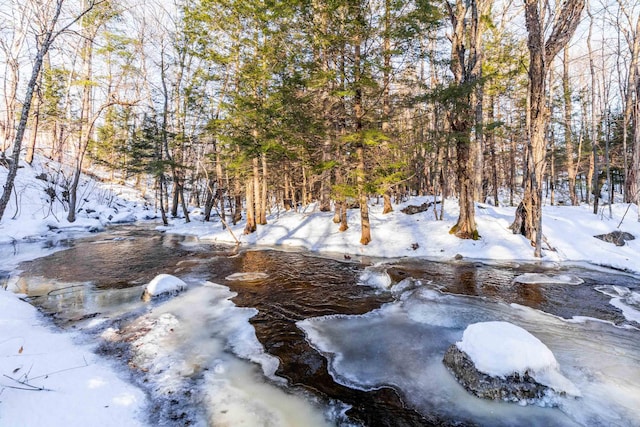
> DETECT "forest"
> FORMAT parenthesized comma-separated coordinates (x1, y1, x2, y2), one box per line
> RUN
(1, 0, 639, 257)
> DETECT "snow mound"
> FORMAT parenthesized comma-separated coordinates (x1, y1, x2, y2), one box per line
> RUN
(358, 265, 392, 289)
(513, 273, 584, 285)
(142, 274, 187, 300)
(225, 272, 269, 281)
(595, 285, 640, 324)
(457, 321, 580, 396)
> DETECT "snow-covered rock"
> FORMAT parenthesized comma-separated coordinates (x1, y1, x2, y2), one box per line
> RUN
(358, 265, 392, 289)
(443, 321, 579, 405)
(141, 274, 187, 301)
(594, 230, 635, 247)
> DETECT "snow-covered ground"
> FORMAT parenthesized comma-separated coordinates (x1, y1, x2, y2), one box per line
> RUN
(2, 157, 640, 426)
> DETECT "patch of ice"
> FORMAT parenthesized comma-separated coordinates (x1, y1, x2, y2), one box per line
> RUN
(119, 282, 331, 426)
(456, 321, 579, 396)
(225, 272, 269, 281)
(595, 285, 640, 324)
(513, 273, 584, 285)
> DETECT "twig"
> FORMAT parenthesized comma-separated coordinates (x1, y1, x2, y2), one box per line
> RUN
(29, 356, 89, 381)
(2, 374, 53, 391)
(617, 203, 632, 229)
(214, 206, 240, 245)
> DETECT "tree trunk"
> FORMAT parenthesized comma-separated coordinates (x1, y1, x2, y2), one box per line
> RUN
(515, 0, 584, 256)
(446, 0, 481, 240)
(353, 9, 371, 245)
(563, 47, 578, 205)
(260, 155, 268, 224)
(489, 98, 499, 207)
(244, 176, 256, 234)
(587, 6, 599, 215)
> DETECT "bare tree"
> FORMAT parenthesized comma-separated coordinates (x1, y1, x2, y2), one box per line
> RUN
(511, 0, 584, 257)
(0, 0, 104, 223)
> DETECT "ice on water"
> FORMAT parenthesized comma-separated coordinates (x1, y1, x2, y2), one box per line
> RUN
(595, 285, 640, 324)
(513, 273, 584, 285)
(298, 284, 640, 426)
(110, 281, 332, 427)
(225, 272, 270, 281)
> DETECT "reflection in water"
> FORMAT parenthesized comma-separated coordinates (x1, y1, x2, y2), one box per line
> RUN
(515, 283, 546, 309)
(10, 225, 640, 426)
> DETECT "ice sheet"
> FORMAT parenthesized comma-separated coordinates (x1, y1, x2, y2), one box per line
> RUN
(299, 285, 640, 426)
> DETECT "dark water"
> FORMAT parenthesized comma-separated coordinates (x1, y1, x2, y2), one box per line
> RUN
(11, 225, 640, 426)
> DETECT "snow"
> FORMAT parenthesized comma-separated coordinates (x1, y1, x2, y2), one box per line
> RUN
(358, 264, 392, 289)
(2, 155, 640, 426)
(141, 274, 187, 299)
(0, 290, 147, 426)
(456, 321, 580, 396)
(162, 197, 640, 277)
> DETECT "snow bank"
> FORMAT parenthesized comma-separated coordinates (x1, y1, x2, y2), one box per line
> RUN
(513, 273, 584, 285)
(0, 156, 154, 244)
(0, 290, 147, 426)
(164, 197, 640, 276)
(141, 274, 187, 300)
(456, 321, 579, 396)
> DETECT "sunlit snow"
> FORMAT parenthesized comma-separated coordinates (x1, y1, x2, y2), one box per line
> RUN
(2, 155, 640, 426)
(141, 273, 187, 299)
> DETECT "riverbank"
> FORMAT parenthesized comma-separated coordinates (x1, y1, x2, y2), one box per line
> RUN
(162, 197, 640, 276)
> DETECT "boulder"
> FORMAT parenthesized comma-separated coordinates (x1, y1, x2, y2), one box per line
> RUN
(443, 345, 551, 402)
(442, 321, 579, 405)
(594, 231, 635, 247)
(401, 200, 440, 215)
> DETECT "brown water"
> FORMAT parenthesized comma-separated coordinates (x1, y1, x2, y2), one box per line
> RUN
(10, 225, 640, 426)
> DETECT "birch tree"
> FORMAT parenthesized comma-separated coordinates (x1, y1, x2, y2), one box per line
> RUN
(0, 0, 104, 223)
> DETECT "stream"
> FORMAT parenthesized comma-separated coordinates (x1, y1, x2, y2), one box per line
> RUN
(5, 225, 640, 426)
